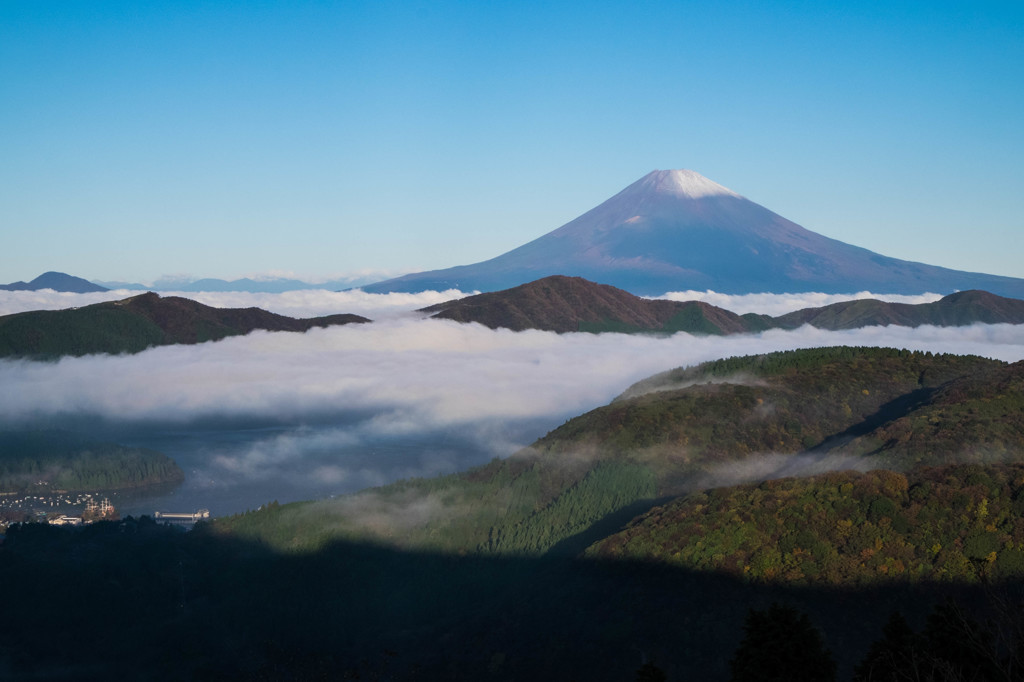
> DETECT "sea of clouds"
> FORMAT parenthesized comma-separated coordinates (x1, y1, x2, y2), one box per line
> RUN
(2, 288, 1023, 512)
(0, 287, 948, 319)
(656, 290, 945, 316)
(0, 287, 466, 319)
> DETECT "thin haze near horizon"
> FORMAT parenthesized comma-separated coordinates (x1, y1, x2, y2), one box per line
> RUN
(2, 2, 1022, 286)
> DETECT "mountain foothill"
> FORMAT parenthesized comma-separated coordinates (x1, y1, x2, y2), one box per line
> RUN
(422, 274, 1024, 334)
(0, 291, 370, 359)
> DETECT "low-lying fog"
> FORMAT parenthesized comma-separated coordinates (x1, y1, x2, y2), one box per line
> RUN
(3, 288, 1023, 517)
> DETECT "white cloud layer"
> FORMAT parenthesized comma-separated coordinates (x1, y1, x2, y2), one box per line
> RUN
(656, 290, 946, 316)
(0, 288, 467, 319)
(3, 291, 1023, 511)
(2, 287, 951, 320)
(3, 318, 1023, 428)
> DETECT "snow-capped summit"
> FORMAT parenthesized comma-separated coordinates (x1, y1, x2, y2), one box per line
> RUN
(632, 169, 741, 199)
(362, 169, 1024, 298)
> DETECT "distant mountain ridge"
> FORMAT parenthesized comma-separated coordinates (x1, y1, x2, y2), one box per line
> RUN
(0, 271, 390, 294)
(0, 271, 108, 293)
(772, 289, 1024, 329)
(422, 275, 1024, 334)
(94, 274, 388, 293)
(364, 169, 1024, 298)
(0, 292, 370, 359)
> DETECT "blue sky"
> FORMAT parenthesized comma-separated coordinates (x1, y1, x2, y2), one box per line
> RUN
(2, 1, 1022, 286)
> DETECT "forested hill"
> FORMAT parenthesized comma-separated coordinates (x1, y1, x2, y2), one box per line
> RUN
(0, 292, 371, 359)
(421, 275, 1024, 334)
(421, 275, 759, 334)
(0, 430, 183, 492)
(421, 274, 770, 331)
(541, 347, 1021, 472)
(772, 289, 1024, 329)
(588, 462, 1024, 585)
(213, 348, 1024, 560)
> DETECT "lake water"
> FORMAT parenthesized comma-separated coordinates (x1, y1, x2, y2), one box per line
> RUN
(84, 415, 560, 520)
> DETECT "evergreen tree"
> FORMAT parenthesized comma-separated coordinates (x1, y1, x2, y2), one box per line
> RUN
(729, 603, 836, 682)
(920, 600, 1001, 682)
(853, 612, 923, 682)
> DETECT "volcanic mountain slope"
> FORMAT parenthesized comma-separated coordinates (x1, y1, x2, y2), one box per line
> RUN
(421, 275, 762, 334)
(214, 348, 1024, 562)
(363, 169, 1024, 297)
(0, 271, 109, 293)
(422, 275, 1024, 334)
(0, 292, 370, 358)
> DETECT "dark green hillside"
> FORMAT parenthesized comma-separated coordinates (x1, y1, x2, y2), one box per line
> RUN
(0, 431, 183, 492)
(0, 304, 167, 357)
(617, 346, 995, 401)
(545, 348, 1004, 475)
(215, 456, 657, 556)
(833, 360, 1024, 466)
(589, 463, 1024, 585)
(213, 348, 1023, 560)
(0, 292, 370, 358)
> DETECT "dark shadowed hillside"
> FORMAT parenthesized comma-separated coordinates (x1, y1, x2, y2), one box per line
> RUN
(0, 292, 370, 358)
(7, 517, 1021, 681)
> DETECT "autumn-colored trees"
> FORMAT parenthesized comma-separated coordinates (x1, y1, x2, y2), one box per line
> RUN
(589, 464, 1024, 585)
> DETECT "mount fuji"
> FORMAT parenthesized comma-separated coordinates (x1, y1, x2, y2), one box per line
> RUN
(363, 170, 1024, 298)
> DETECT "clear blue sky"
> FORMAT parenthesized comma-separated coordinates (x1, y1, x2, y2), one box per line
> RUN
(2, 1, 1022, 285)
